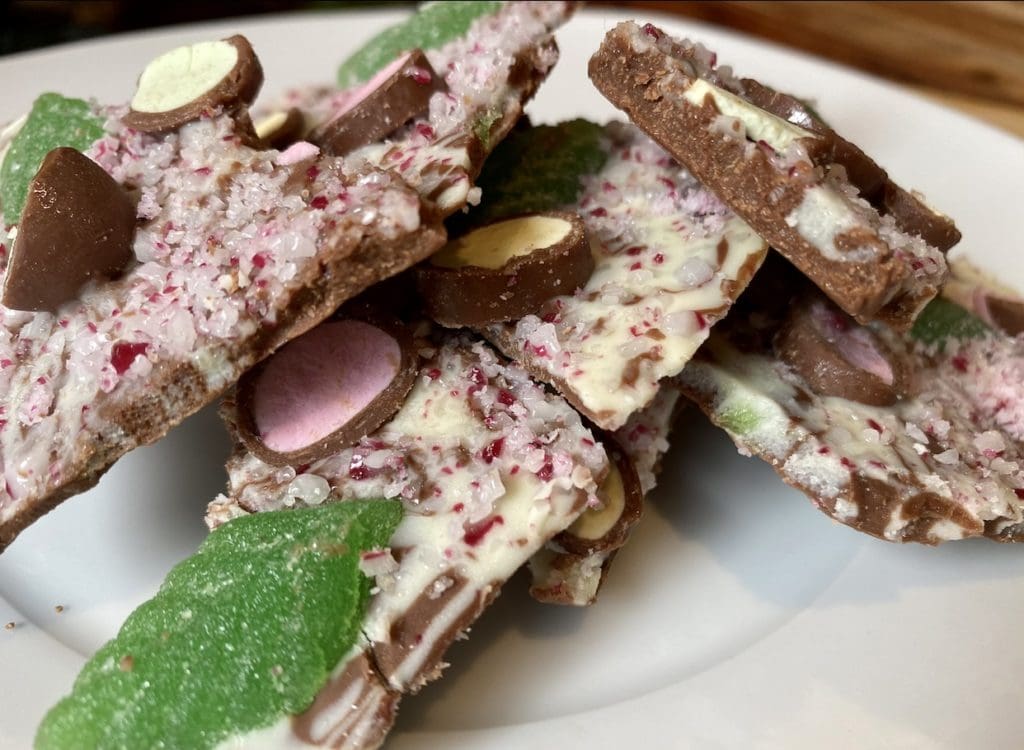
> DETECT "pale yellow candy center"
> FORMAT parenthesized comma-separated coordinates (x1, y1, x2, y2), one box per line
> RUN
(569, 463, 625, 540)
(254, 110, 288, 140)
(431, 215, 571, 270)
(131, 40, 238, 113)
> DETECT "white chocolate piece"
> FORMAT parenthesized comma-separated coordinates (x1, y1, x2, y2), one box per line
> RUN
(131, 40, 240, 114)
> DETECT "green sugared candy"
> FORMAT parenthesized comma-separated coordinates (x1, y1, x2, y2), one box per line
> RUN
(0, 93, 103, 225)
(909, 296, 990, 348)
(337, 1, 504, 88)
(718, 401, 763, 436)
(36, 500, 403, 750)
(460, 119, 608, 228)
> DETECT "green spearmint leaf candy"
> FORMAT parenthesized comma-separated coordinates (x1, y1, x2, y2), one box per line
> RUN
(909, 296, 990, 349)
(461, 119, 608, 228)
(36, 500, 403, 750)
(0, 93, 104, 225)
(337, 1, 504, 88)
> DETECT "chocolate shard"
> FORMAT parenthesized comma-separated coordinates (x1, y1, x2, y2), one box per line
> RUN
(235, 318, 417, 466)
(309, 49, 446, 157)
(124, 35, 264, 133)
(775, 297, 906, 407)
(417, 211, 594, 327)
(589, 21, 954, 331)
(2, 147, 135, 312)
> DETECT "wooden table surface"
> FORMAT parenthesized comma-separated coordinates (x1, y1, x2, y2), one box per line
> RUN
(600, 1, 1024, 139)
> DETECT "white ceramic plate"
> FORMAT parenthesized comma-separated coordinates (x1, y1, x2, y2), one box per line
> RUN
(2, 7, 1023, 750)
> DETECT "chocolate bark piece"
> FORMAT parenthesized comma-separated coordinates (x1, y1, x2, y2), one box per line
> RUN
(235, 319, 417, 466)
(529, 387, 682, 606)
(478, 121, 767, 431)
(775, 296, 907, 407)
(209, 333, 607, 745)
(676, 276, 1024, 544)
(0, 1, 575, 550)
(309, 50, 446, 157)
(275, 1, 578, 216)
(124, 35, 263, 133)
(2, 147, 134, 312)
(417, 211, 593, 327)
(589, 21, 954, 331)
(254, 107, 306, 150)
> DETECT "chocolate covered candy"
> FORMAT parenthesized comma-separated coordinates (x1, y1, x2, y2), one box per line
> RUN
(418, 211, 593, 326)
(943, 256, 1024, 336)
(775, 297, 906, 407)
(2, 147, 135, 312)
(590, 21, 956, 331)
(235, 318, 417, 466)
(530, 387, 682, 606)
(124, 35, 263, 133)
(678, 271, 1024, 544)
(476, 121, 768, 431)
(309, 49, 445, 157)
(254, 107, 306, 150)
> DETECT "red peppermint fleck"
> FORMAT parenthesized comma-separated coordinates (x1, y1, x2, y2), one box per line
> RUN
(87, 322, 98, 333)
(453, 503, 465, 513)
(463, 515, 504, 547)
(111, 342, 149, 375)
(653, 253, 665, 264)
(536, 461, 554, 481)
(251, 253, 267, 269)
(427, 368, 442, 380)
(306, 164, 320, 181)
(867, 419, 883, 433)
(589, 207, 608, 218)
(0, 359, 11, 369)
(497, 389, 515, 406)
(407, 67, 432, 85)
(36, 376, 46, 385)
(415, 122, 435, 139)
(626, 245, 643, 256)
(818, 446, 831, 455)
(510, 464, 520, 475)
(310, 195, 328, 210)
(193, 166, 212, 176)
(629, 262, 642, 271)
(951, 355, 968, 373)
(840, 457, 855, 470)
(642, 22, 662, 39)
(695, 312, 708, 330)
(482, 438, 504, 464)
(531, 344, 549, 358)
(468, 366, 487, 390)
(1015, 488, 1024, 499)
(348, 465, 371, 481)
(399, 155, 415, 171)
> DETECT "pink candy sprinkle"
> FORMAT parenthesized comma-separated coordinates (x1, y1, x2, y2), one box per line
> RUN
(110, 342, 149, 375)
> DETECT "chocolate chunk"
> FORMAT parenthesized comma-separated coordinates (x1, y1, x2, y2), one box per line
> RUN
(2, 147, 135, 312)
(308, 49, 445, 157)
(417, 211, 594, 327)
(775, 297, 905, 406)
(254, 107, 306, 150)
(985, 296, 1024, 336)
(553, 435, 643, 557)
(124, 35, 263, 133)
(235, 318, 417, 466)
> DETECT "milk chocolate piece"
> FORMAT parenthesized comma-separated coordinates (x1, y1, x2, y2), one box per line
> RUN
(589, 21, 953, 331)
(554, 436, 643, 557)
(309, 49, 445, 157)
(124, 35, 263, 133)
(417, 211, 594, 327)
(2, 147, 135, 312)
(254, 107, 306, 150)
(775, 297, 905, 406)
(235, 318, 417, 466)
